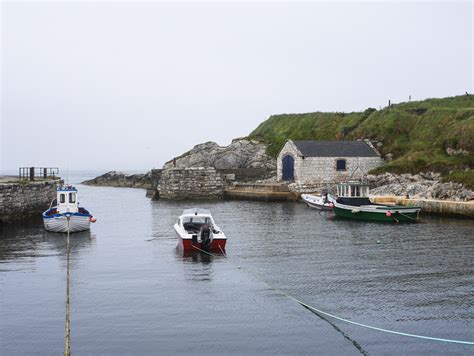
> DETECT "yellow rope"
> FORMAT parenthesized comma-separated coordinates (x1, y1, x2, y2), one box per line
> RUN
(64, 217, 71, 356)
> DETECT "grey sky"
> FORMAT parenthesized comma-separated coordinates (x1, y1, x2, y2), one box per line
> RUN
(1, 1, 472, 171)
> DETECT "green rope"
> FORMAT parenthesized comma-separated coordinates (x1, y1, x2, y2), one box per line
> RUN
(397, 211, 418, 221)
(187, 240, 473, 345)
(227, 253, 473, 345)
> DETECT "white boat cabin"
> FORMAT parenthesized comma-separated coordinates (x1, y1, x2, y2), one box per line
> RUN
(56, 186, 79, 214)
(336, 182, 370, 198)
(178, 208, 216, 234)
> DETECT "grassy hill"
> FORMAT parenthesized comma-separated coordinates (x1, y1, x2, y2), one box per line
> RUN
(248, 95, 474, 188)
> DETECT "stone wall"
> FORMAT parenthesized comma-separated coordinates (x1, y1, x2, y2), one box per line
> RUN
(159, 167, 224, 200)
(217, 168, 274, 183)
(277, 141, 383, 184)
(0, 180, 57, 223)
(149, 169, 163, 187)
(297, 156, 383, 183)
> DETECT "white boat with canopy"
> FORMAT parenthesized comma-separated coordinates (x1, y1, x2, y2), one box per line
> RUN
(174, 208, 227, 252)
(42, 185, 96, 233)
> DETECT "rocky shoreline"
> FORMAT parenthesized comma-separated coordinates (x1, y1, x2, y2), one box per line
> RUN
(80, 139, 472, 204)
(81, 171, 161, 189)
(367, 172, 473, 202)
(81, 169, 473, 203)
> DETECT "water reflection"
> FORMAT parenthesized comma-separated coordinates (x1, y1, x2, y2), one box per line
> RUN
(41, 230, 95, 257)
(0, 221, 95, 270)
(178, 250, 213, 264)
(176, 249, 227, 282)
(3, 186, 473, 355)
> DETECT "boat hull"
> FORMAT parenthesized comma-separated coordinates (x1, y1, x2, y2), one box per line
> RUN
(304, 200, 332, 211)
(301, 194, 334, 211)
(43, 213, 91, 233)
(175, 225, 226, 252)
(333, 204, 420, 222)
(178, 236, 227, 252)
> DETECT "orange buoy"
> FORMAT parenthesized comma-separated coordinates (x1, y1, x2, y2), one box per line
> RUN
(90, 216, 97, 223)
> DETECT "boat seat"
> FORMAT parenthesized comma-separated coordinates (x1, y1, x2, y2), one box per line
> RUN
(183, 222, 204, 233)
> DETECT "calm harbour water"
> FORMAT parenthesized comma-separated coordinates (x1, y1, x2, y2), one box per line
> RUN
(1, 173, 473, 355)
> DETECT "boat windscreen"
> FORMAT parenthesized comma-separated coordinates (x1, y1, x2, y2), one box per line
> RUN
(182, 208, 211, 215)
(336, 197, 374, 206)
(182, 216, 211, 224)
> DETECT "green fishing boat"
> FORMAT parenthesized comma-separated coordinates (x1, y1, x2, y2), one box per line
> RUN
(333, 182, 421, 222)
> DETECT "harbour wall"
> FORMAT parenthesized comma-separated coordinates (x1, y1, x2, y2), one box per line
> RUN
(159, 168, 224, 200)
(224, 182, 298, 202)
(149, 167, 273, 200)
(0, 180, 57, 223)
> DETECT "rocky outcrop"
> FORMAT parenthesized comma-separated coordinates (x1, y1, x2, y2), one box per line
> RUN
(163, 139, 276, 172)
(367, 173, 473, 201)
(81, 170, 162, 189)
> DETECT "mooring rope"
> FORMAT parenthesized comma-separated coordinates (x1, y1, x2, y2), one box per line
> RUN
(397, 211, 418, 222)
(191, 244, 217, 257)
(267, 284, 473, 346)
(218, 245, 227, 258)
(64, 217, 71, 356)
(190, 247, 473, 346)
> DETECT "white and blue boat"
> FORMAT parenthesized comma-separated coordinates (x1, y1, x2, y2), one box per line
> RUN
(42, 185, 96, 233)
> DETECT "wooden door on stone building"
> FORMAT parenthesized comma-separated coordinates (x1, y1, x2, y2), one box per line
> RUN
(282, 155, 294, 181)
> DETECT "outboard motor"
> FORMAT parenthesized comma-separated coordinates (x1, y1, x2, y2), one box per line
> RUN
(200, 224, 212, 251)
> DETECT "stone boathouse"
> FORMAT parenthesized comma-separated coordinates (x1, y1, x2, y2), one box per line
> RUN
(277, 140, 383, 185)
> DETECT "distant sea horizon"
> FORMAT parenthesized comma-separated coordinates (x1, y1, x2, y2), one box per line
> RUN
(0, 168, 152, 185)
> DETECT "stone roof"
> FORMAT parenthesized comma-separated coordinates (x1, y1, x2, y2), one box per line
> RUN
(292, 140, 379, 157)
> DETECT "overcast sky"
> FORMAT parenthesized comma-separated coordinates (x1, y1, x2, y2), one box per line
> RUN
(1, 1, 472, 172)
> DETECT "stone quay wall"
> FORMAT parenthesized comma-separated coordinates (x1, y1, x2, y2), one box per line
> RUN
(159, 168, 224, 200)
(0, 180, 57, 223)
(217, 168, 275, 183)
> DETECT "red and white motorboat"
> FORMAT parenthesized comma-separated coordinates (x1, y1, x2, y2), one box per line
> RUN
(174, 208, 227, 252)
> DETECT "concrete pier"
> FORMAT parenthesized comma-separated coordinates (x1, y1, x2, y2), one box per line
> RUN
(371, 196, 474, 218)
(224, 182, 299, 201)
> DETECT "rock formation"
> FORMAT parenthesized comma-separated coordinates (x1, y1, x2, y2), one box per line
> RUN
(163, 139, 276, 171)
(367, 173, 473, 201)
(81, 170, 161, 189)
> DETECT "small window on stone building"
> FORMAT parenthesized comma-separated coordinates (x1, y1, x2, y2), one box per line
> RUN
(336, 159, 346, 171)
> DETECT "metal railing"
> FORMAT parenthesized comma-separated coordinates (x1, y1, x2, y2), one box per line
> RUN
(19, 167, 59, 181)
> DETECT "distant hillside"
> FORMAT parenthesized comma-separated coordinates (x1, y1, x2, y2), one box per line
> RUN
(248, 95, 474, 188)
